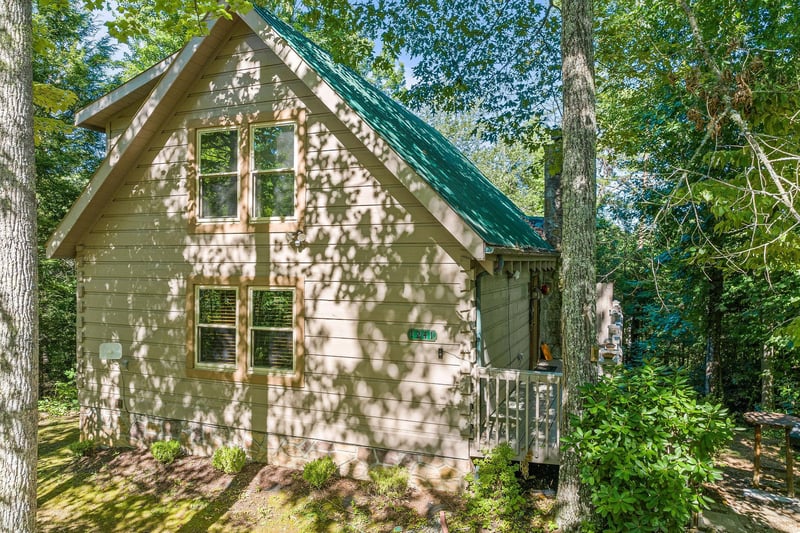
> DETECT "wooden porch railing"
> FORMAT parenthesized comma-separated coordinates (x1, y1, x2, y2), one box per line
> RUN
(473, 366, 562, 464)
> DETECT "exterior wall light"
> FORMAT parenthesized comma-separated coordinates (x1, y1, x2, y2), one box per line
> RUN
(287, 230, 306, 249)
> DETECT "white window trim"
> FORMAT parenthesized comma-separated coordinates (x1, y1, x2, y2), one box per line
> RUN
(197, 126, 240, 223)
(248, 286, 295, 375)
(249, 121, 297, 223)
(195, 286, 239, 371)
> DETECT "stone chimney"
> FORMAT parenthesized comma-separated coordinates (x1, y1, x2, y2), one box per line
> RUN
(543, 134, 563, 251)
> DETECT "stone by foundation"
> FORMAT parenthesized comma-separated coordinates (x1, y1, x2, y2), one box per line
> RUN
(80, 405, 470, 492)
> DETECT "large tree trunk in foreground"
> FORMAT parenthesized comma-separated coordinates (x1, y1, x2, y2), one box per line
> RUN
(0, 1, 39, 532)
(556, 0, 597, 529)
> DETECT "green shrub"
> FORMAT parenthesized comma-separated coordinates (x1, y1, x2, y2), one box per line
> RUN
(303, 456, 337, 489)
(150, 440, 182, 464)
(465, 443, 526, 532)
(39, 369, 79, 416)
(212, 446, 246, 474)
(563, 364, 733, 532)
(368, 465, 409, 498)
(68, 439, 96, 457)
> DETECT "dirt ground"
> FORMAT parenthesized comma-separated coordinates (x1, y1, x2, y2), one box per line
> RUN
(701, 428, 800, 532)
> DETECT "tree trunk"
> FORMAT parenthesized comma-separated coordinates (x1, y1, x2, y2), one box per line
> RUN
(556, 0, 597, 529)
(761, 344, 774, 411)
(704, 268, 722, 397)
(0, 1, 38, 532)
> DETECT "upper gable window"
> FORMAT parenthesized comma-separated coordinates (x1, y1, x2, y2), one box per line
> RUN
(251, 123, 295, 220)
(198, 128, 239, 220)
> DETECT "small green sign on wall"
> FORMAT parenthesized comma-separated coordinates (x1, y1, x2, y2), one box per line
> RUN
(407, 328, 437, 341)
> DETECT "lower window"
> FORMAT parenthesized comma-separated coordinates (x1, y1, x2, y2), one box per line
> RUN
(250, 288, 294, 371)
(189, 279, 303, 385)
(197, 288, 237, 366)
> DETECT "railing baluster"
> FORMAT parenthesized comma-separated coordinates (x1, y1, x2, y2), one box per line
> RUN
(494, 373, 500, 446)
(521, 373, 528, 459)
(544, 381, 551, 456)
(505, 374, 512, 450)
(477, 375, 484, 446)
(555, 380, 561, 457)
(535, 374, 541, 457)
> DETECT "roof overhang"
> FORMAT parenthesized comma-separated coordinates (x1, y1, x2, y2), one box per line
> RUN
(47, 17, 235, 258)
(75, 53, 177, 131)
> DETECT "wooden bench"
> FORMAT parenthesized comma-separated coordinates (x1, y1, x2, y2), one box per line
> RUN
(743, 411, 800, 498)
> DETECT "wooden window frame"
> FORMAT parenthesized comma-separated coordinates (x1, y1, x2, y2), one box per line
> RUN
(188, 109, 307, 234)
(194, 286, 239, 370)
(250, 121, 297, 224)
(186, 275, 304, 387)
(196, 127, 240, 223)
(248, 286, 295, 374)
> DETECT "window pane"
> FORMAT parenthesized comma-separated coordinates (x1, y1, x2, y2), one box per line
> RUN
(252, 330, 293, 370)
(199, 288, 237, 324)
(253, 125, 293, 170)
(252, 290, 293, 328)
(198, 326, 237, 364)
(200, 175, 238, 219)
(200, 129, 238, 174)
(254, 172, 294, 218)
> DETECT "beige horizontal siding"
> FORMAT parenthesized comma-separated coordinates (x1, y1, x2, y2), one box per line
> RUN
(79, 243, 467, 269)
(107, 101, 142, 150)
(82, 368, 464, 410)
(77, 18, 473, 460)
(79, 379, 466, 453)
(84, 280, 467, 309)
(177, 80, 313, 113)
(82, 334, 463, 369)
(479, 272, 530, 369)
(81, 263, 466, 291)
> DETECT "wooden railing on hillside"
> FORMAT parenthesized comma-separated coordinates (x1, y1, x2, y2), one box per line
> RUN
(473, 366, 562, 464)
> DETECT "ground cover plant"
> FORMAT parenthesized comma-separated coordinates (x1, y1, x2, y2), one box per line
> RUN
(35, 414, 462, 532)
(150, 440, 181, 465)
(465, 443, 528, 533)
(302, 456, 337, 490)
(212, 446, 246, 474)
(367, 465, 409, 499)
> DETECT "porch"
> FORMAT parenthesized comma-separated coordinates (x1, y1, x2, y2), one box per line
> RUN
(471, 364, 563, 465)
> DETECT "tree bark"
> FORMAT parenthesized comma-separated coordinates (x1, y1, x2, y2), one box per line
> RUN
(704, 268, 723, 397)
(556, 0, 597, 529)
(0, 1, 38, 532)
(761, 344, 774, 411)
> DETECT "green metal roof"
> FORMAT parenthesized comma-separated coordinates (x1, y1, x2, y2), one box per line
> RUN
(255, 7, 552, 252)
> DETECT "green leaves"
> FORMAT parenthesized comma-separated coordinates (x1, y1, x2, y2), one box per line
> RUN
(597, 0, 800, 272)
(361, 0, 561, 137)
(465, 443, 527, 533)
(563, 364, 733, 531)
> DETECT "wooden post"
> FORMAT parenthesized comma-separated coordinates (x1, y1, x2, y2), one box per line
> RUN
(754, 424, 762, 488)
(786, 427, 794, 498)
